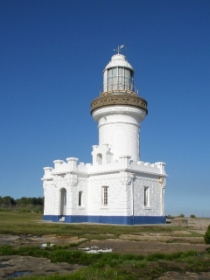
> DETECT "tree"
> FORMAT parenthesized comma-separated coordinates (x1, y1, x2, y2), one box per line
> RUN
(190, 214, 196, 218)
(0, 196, 16, 207)
(204, 225, 210, 244)
(0, 196, 44, 209)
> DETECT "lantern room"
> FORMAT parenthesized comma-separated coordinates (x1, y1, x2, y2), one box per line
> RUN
(103, 54, 136, 94)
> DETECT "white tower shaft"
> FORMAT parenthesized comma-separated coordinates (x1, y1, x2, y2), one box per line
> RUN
(93, 106, 146, 162)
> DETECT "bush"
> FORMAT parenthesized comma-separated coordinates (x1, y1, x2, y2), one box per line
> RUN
(179, 214, 185, 218)
(204, 225, 210, 244)
(190, 214, 196, 218)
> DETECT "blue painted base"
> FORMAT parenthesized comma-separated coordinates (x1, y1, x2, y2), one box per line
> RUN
(43, 215, 166, 225)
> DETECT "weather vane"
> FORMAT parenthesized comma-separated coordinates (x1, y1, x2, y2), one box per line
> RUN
(113, 44, 124, 54)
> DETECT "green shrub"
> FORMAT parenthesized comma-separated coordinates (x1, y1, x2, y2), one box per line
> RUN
(190, 214, 196, 218)
(204, 225, 210, 244)
(0, 245, 15, 255)
(179, 214, 185, 218)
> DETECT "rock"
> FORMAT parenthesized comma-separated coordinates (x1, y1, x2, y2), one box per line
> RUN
(0, 256, 85, 278)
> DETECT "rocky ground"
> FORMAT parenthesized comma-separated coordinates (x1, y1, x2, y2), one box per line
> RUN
(0, 218, 209, 279)
(157, 271, 210, 280)
(0, 256, 85, 278)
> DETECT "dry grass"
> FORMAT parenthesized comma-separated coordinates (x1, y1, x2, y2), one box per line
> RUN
(0, 210, 194, 239)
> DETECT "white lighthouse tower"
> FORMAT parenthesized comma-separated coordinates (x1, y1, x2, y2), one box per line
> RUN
(42, 49, 167, 224)
(91, 51, 147, 163)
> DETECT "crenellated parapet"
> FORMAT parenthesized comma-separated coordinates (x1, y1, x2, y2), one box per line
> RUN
(42, 154, 166, 180)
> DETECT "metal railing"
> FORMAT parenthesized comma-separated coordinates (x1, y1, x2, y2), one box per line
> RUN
(100, 82, 138, 95)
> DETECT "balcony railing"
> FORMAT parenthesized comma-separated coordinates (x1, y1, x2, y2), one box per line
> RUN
(100, 82, 138, 95)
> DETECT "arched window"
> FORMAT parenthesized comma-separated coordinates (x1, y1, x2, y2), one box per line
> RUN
(60, 188, 67, 215)
(144, 187, 149, 207)
(96, 153, 102, 164)
(78, 191, 82, 206)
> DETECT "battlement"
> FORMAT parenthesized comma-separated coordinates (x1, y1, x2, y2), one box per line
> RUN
(42, 155, 166, 180)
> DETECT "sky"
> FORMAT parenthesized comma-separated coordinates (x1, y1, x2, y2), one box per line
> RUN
(0, 0, 210, 216)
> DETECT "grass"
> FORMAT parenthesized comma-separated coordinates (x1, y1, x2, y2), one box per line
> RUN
(0, 244, 210, 280)
(0, 210, 209, 279)
(0, 210, 195, 239)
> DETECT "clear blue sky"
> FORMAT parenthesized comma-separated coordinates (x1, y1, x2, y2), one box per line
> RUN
(0, 0, 209, 216)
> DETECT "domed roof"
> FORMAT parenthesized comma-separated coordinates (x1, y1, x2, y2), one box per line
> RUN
(104, 54, 134, 72)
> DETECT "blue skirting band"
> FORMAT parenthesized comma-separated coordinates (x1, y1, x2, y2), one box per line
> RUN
(43, 215, 166, 224)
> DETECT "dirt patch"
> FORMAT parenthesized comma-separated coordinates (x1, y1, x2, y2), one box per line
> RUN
(171, 231, 191, 235)
(0, 234, 86, 248)
(118, 234, 204, 244)
(157, 271, 210, 280)
(80, 240, 209, 255)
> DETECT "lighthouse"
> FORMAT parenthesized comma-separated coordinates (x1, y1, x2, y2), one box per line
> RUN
(91, 51, 147, 163)
(42, 48, 167, 224)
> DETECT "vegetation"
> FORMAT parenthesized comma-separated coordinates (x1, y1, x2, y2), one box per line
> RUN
(0, 196, 43, 213)
(0, 210, 198, 238)
(204, 224, 210, 244)
(0, 196, 43, 207)
(190, 214, 196, 218)
(0, 244, 210, 280)
(179, 214, 185, 218)
(0, 210, 209, 279)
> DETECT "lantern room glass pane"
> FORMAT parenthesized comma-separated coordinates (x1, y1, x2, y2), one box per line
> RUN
(112, 67, 117, 89)
(108, 69, 112, 77)
(124, 69, 131, 90)
(107, 69, 112, 90)
(118, 76, 123, 89)
(118, 67, 123, 76)
(125, 69, 131, 78)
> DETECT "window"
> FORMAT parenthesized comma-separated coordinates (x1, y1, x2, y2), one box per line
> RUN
(108, 69, 113, 90)
(144, 187, 149, 207)
(102, 186, 108, 206)
(78, 191, 82, 206)
(96, 153, 102, 164)
(60, 188, 67, 215)
(112, 67, 117, 89)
